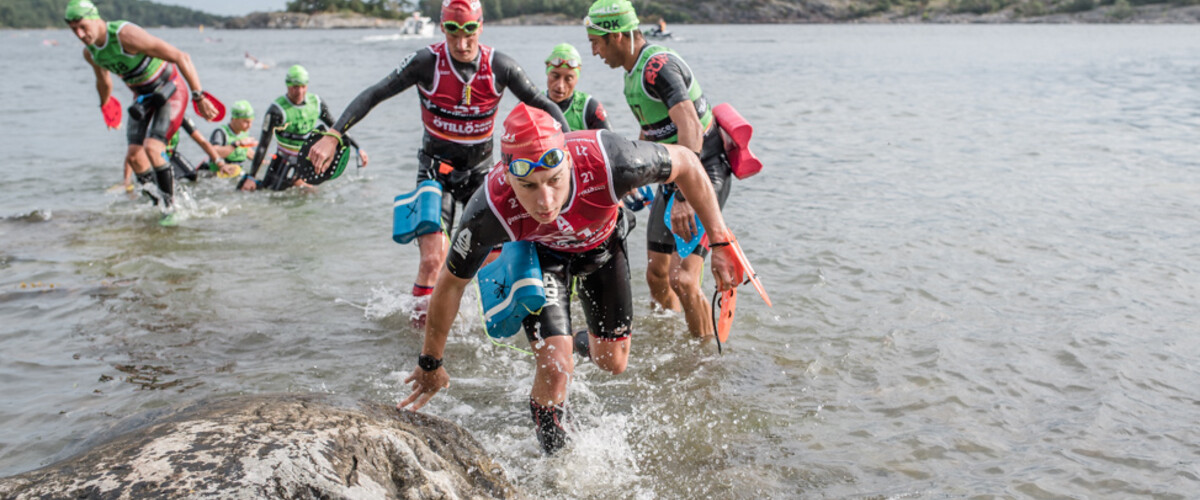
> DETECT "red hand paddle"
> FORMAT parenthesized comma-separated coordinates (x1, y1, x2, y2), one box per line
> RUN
(101, 96, 122, 128)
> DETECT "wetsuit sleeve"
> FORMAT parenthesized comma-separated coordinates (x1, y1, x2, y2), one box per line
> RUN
(584, 97, 611, 131)
(251, 105, 283, 176)
(445, 189, 512, 280)
(331, 48, 435, 135)
(320, 99, 359, 150)
(209, 127, 228, 146)
(601, 130, 674, 195)
(179, 117, 196, 135)
(492, 51, 569, 131)
(642, 53, 693, 109)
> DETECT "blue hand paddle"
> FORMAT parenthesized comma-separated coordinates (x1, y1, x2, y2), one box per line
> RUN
(664, 192, 705, 258)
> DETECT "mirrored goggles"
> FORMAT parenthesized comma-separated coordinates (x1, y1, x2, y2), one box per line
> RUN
(443, 20, 481, 35)
(546, 58, 581, 69)
(508, 148, 567, 177)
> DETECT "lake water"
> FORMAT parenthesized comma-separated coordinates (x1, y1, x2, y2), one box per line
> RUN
(2, 24, 1199, 498)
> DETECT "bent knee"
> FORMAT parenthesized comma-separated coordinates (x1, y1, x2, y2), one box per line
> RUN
(594, 357, 627, 375)
(669, 268, 701, 293)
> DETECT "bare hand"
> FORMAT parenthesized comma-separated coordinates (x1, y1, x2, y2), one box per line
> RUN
(308, 135, 340, 174)
(195, 96, 218, 121)
(240, 178, 258, 191)
(397, 366, 450, 412)
(358, 149, 370, 168)
(710, 245, 743, 292)
(217, 162, 239, 177)
(670, 199, 698, 241)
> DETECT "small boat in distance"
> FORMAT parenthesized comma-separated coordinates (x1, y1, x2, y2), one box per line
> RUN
(400, 12, 434, 38)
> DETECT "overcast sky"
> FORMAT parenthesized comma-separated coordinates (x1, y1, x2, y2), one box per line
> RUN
(154, 0, 289, 16)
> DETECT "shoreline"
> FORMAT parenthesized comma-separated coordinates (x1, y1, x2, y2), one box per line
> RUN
(215, 5, 1200, 29)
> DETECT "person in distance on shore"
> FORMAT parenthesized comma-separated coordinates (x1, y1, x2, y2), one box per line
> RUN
(395, 104, 742, 455)
(585, 0, 734, 338)
(306, 0, 569, 327)
(65, 0, 219, 225)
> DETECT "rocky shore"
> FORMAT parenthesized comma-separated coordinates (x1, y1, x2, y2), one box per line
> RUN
(0, 394, 520, 499)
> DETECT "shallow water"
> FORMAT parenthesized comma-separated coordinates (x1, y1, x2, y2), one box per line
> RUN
(2, 25, 1199, 498)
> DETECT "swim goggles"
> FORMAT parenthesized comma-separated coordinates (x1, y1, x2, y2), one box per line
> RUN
(508, 148, 567, 177)
(442, 20, 481, 35)
(546, 58, 581, 69)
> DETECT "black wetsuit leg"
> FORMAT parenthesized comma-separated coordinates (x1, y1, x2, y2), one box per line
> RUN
(170, 152, 198, 182)
(416, 138, 493, 234)
(523, 211, 635, 342)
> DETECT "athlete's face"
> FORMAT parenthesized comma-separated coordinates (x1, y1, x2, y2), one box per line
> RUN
(546, 67, 578, 103)
(443, 25, 481, 63)
(588, 33, 624, 69)
(67, 19, 103, 45)
(230, 117, 253, 133)
(507, 157, 572, 224)
(286, 84, 307, 105)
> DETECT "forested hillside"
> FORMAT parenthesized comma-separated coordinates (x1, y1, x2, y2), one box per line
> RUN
(1, 0, 224, 29)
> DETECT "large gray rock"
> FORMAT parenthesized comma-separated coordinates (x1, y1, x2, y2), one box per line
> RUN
(0, 394, 520, 499)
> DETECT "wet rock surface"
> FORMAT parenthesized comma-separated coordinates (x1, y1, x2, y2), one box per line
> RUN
(0, 393, 520, 499)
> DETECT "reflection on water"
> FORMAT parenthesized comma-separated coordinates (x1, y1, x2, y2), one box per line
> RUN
(2, 25, 1200, 498)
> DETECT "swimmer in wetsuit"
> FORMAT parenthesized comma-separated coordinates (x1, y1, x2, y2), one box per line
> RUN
(586, 0, 734, 339)
(307, 0, 568, 325)
(65, 0, 219, 225)
(206, 100, 257, 179)
(395, 104, 743, 455)
(239, 65, 368, 192)
(544, 43, 610, 133)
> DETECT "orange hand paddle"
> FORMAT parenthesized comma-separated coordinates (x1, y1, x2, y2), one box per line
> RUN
(710, 235, 772, 353)
(711, 287, 737, 353)
(101, 96, 122, 128)
(730, 238, 772, 307)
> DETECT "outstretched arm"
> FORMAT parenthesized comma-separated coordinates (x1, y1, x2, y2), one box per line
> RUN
(662, 144, 738, 291)
(398, 191, 509, 411)
(311, 50, 431, 172)
(83, 50, 113, 107)
(118, 24, 216, 120)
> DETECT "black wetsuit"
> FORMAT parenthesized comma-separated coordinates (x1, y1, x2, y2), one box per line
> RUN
(446, 131, 672, 343)
(167, 117, 200, 182)
(638, 49, 732, 258)
(330, 46, 568, 233)
(244, 96, 359, 191)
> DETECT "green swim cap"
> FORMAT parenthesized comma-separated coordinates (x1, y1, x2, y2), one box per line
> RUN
(584, 0, 639, 36)
(64, 0, 101, 22)
(231, 100, 254, 119)
(545, 43, 581, 74)
(285, 65, 309, 86)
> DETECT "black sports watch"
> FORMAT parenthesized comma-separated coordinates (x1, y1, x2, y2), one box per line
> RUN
(191, 90, 204, 101)
(417, 354, 442, 372)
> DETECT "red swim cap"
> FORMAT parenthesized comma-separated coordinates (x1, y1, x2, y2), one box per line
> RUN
(441, 0, 483, 23)
(501, 103, 565, 162)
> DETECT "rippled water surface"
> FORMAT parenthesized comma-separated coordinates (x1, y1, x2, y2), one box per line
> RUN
(2, 25, 1199, 498)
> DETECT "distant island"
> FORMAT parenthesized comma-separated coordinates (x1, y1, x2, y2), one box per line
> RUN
(3, 0, 1198, 29)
